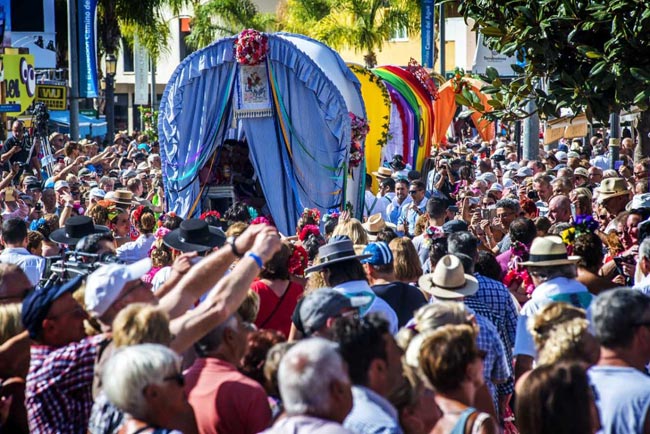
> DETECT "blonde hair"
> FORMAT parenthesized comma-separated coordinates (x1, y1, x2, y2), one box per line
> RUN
(332, 218, 369, 245)
(226, 222, 248, 238)
(0, 303, 23, 345)
(238, 290, 261, 324)
(414, 214, 429, 237)
(112, 303, 172, 348)
(305, 255, 326, 292)
(389, 237, 423, 282)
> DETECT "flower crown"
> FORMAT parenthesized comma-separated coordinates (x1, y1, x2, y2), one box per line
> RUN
(157, 212, 177, 228)
(154, 227, 171, 240)
(299, 224, 321, 242)
(200, 210, 222, 220)
(288, 244, 309, 277)
(301, 208, 321, 223)
(251, 216, 272, 226)
(322, 208, 340, 222)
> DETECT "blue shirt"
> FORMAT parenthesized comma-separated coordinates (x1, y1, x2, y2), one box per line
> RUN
(397, 197, 427, 236)
(589, 365, 650, 434)
(344, 386, 403, 434)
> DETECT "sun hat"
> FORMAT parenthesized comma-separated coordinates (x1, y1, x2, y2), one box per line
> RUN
(112, 190, 136, 207)
(626, 193, 650, 211)
(54, 180, 69, 191)
(163, 219, 226, 253)
(372, 167, 393, 179)
(362, 214, 391, 240)
(21, 276, 85, 338)
(520, 236, 580, 267)
(574, 167, 589, 178)
(49, 216, 110, 245)
(305, 237, 372, 273)
(298, 288, 372, 336)
(84, 258, 152, 317)
(418, 255, 479, 298)
(596, 177, 630, 203)
(360, 242, 393, 266)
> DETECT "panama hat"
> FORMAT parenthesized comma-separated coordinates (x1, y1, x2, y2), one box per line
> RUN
(49, 216, 110, 245)
(372, 167, 393, 179)
(521, 236, 580, 267)
(112, 190, 136, 207)
(596, 177, 630, 203)
(362, 213, 394, 240)
(163, 219, 226, 253)
(305, 237, 372, 273)
(418, 255, 479, 299)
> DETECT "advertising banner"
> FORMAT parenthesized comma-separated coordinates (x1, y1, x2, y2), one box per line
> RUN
(421, 0, 434, 68)
(134, 36, 150, 105)
(36, 84, 67, 110)
(2, 54, 36, 116)
(77, 0, 99, 98)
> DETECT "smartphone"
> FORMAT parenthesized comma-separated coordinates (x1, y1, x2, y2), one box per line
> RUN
(35, 202, 42, 211)
(527, 190, 539, 200)
(480, 208, 497, 220)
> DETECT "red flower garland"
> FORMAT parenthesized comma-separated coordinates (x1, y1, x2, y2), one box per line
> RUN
(200, 210, 222, 220)
(299, 224, 321, 242)
(235, 29, 269, 66)
(288, 244, 309, 277)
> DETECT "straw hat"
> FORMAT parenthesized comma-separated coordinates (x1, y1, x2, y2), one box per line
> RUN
(521, 236, 580, 267)
(596, 177, 630, 203)
(362, 214, 388, 240)
(418, 255, 479, 299)
(112, 190, 136, 207)
(372, 167, 393, 179)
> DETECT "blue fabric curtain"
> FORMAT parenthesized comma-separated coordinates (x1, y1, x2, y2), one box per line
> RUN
(158, 38, 237, 217)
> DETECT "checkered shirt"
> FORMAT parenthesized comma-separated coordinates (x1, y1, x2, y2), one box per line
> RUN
(26, 334, 105, 434)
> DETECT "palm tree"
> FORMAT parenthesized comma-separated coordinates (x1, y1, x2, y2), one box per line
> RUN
(185, 0, 276, 49)
(280, 0, 420, 68)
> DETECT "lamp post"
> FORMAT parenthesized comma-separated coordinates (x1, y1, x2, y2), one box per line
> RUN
(105, 53, 117, 142)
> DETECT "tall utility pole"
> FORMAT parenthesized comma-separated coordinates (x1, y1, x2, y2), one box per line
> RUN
(608, 112, 620, 170)
(67, 0, 80, 140)
(439, 3, 446, 76)
(150, 60, 157, 109)
(522, 99, 539, 161)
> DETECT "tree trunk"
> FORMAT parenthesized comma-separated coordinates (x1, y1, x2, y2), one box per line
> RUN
(635, 110, 650, 164)
(363, 51, 377, 69)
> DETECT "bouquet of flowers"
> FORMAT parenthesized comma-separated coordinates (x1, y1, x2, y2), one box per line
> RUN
(406, 58, 439, 100)
(235, 29, 269, 66)
(561, 214, 599, 255)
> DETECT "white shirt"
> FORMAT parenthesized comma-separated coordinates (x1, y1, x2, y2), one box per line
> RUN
(333, 280, 399, 334)
(634, 273, 650, 296)
(0, 247, 45, 286)
(514, 277, 590, 357)
(116, 234, 155, 264)
(363, 190, 388, 219)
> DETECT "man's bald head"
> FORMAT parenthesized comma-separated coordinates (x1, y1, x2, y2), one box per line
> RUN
(548, 195, 572, 224)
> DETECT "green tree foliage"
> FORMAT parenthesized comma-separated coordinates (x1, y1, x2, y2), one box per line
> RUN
(454, 0, 650, 159)
(279, 0, 420, 68)
(185, 0, 276, 49)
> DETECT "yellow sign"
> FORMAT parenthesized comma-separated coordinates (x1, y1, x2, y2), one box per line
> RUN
(35, 85, 67, 111)
(2, 54, 36, 116)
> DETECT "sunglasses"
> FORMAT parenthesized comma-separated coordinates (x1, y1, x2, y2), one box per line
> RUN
(408, 190, 422, 195)
(163, 372, 185, 387)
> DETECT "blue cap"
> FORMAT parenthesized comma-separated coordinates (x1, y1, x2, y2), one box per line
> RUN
(557, 144, 569, 152)
(137, 143, 151, 152)
(21, 276, 84, 339)
(360, 242, 393, 266)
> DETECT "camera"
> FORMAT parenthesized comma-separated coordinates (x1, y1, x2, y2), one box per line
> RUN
(43, 251, 124, 286)
(527, 190, 539, 200)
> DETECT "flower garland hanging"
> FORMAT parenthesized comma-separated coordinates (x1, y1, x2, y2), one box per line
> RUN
(200, 210, 222, 221)
(349, 112, 369, 169)
(407, 58, 439, 101)
(235, 29, 269, 66)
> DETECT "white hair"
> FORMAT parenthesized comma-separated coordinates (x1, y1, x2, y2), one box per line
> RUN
(278, 337, 348, 417)
(640, 238, 650, 262)
(102, 343, 181, 420)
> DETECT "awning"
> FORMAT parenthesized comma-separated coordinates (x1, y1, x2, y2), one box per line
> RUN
(48, 110, 107, 138)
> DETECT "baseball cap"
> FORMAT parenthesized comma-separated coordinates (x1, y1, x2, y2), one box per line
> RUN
(515, 167, 533, 178)
(555, 151, 568, 162)
(574, 167, 589, 178)
(557, 144, 569, 152)
(23, 176, 38, 185)
(121, 169, 137, 179)
(478, 172, 497, 184)
(84, 258, 152, 317)
(21, 276, 85, 338)
(488, 183, 504, 192)
(360, 242, 393, 266)
(78, 168, 92, 177)
(298, 288, 372, 336)
(442, 219, 469, 234)
(54, 180, 69, 191)
(89, 187, 106, 199)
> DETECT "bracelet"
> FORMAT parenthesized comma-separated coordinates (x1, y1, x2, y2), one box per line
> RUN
(245, 252, 264, 269)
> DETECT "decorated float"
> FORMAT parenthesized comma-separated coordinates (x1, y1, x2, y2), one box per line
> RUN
(158, 30, 367, 235)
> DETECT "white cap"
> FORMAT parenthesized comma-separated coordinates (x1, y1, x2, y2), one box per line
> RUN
(488, 183, 504, 192)
(505, 162, 520, 171)
(137, 162, 149, 171)
(84, 258, 152, 317)
(567, 151, 580, 159)
(89, 187, 106, 199)
(54, 180, 69, 191)
(555, 151, 568, 162)
(478, 172, 497, 184)
(104, 191, 116, 201)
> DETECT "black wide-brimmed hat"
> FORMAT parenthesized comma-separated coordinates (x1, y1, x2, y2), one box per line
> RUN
(305, 236, 372, 273)
(49, 216, 110, 245)
(163, 219, 226, 253)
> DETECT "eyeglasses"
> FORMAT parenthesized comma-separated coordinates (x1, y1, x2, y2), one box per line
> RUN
(408, 190, 422, 195)
(163, 372, 185, 387)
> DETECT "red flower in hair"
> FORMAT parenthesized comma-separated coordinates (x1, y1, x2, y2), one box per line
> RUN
(132, 205, 145, 224)
(288, 245, 309, 277)
(200, 210, 222, 220)
(301, 208, 321, 223)
(251, 216, 272, 226)
(299, 224, 321, 242)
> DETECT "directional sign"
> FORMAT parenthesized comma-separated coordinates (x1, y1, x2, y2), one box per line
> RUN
(0, 103, 21, 112)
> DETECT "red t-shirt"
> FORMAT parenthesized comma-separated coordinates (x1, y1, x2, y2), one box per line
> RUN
(251, 280, 303, 337)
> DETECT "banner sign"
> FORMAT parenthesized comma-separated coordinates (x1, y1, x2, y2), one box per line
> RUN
(2, 54, 35, 116)
(472, 34, 518, 77)
(77, 0, 99, 98)
(134, 36, 149, 105)
(421, 0, 434, 68)
(0, 0, 11, 48)
(35, 84, 67, 110)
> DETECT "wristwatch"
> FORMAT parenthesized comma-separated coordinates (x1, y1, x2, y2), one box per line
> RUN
(226, 236, 243, 258)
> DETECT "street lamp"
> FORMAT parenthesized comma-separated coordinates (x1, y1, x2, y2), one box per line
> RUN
(105, 53, 117, 143)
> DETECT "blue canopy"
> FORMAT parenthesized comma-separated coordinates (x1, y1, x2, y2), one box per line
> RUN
(159, 33, 358, 235)
(48, 110, 107, 138)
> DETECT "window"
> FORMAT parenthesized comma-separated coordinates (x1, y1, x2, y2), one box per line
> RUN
(391, 26, 408, 42)
(122, 39, 134, 73)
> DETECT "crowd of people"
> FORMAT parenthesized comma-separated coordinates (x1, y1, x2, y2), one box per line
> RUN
(0, 118, 649, 434)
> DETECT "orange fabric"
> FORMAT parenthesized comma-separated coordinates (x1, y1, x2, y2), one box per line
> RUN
(433, 78, 496, 145)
